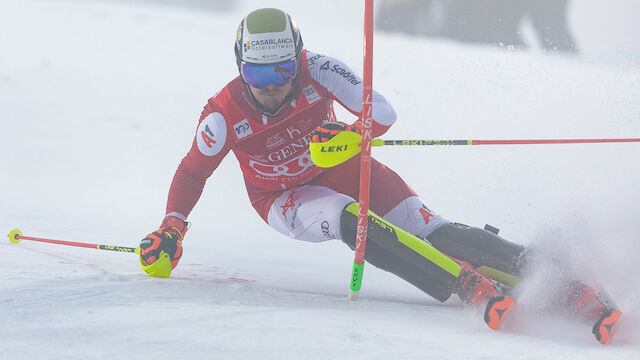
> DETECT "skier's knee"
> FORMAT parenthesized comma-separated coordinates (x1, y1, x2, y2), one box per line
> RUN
(266, 186, 353, 242)
(381, 196, 449, 239)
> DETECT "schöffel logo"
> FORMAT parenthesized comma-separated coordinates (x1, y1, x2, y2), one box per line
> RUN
(331, 64, 361, 85)
(319, 61, 361, 86)
(307, 53, 325, 66)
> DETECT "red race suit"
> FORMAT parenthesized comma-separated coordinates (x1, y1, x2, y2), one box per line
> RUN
(166, 50, 405, 221)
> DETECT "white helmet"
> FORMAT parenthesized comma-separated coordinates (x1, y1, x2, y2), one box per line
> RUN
(234, 8, 303, 66)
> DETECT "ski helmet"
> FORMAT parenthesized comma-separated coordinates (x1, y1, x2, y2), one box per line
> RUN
(234, 8, 303, 67)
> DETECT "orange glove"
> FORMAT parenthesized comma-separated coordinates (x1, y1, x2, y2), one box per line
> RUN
(311, 121, 359, 143)
(139, 216, 188, 277)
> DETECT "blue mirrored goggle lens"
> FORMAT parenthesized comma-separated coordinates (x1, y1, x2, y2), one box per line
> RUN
(241, 59, 297, 89)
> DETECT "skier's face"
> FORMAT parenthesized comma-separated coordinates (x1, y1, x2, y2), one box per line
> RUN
(249, 81, 293, 113)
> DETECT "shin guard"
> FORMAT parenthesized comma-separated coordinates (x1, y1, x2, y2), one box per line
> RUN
(426, 223, 528, 287)
(340, 203, 459, 302)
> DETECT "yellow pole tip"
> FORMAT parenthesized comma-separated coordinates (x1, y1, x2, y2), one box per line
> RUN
(8, 229, 23, 244)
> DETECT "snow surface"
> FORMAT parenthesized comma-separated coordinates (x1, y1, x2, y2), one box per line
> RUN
(1, 0, 639, 359)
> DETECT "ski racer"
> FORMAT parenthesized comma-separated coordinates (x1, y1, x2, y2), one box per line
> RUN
(138, 8, 621, 343)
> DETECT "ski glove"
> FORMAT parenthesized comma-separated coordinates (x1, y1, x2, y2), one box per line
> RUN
(311, 121, 359, 143)
(139, 216, 188, 278)
(310, 121, 363, 168)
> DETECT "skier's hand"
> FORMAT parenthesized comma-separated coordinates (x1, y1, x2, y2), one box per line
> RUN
(310, 121, 363, 168)
(311, 121, 359, 143)
(138, 216, 189, 278)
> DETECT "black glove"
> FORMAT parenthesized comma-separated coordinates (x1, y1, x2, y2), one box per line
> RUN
(311, 121, 359, 143)
(139, 216, 188, 277)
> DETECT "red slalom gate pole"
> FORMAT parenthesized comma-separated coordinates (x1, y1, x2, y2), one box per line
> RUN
(349, 0, 374, 301)
(8, 229, 138, 254)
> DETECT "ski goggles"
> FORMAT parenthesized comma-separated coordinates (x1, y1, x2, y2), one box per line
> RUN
(240, 59, 297, 89)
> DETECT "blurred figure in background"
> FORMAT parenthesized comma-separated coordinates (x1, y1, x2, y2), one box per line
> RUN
(377, 0, 576, 53)
(526, 0, 576, 52)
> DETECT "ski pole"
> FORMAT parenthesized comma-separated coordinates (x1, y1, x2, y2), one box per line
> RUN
(372, 138, 640, 146)
(311, 136, 640, 168)
(7, 229, 139, 254)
